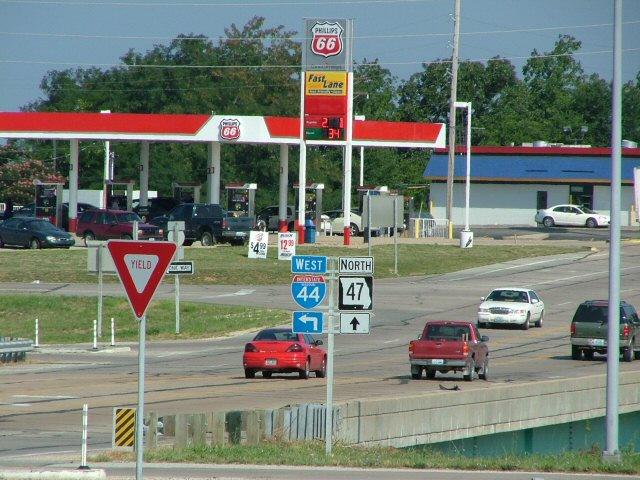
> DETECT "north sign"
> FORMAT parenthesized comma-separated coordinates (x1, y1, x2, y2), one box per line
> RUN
(291, 274, 326, 310)
(339, 256, 374, 275)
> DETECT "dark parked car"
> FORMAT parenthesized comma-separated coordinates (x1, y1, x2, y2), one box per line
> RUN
(132, 197, 180, 223)
(0, 217, 75, 249)
(76, 209, 162, 246)
(14, 202, 97, 231)
(570, 300, 640, 361)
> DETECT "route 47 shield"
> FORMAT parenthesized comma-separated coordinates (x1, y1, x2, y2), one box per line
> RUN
(291, 274, 327, 309)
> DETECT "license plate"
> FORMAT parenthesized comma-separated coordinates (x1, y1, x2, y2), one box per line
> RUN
(494, 316, 505, 322)
(431, 359, 444, 365)
(590, 339, 606, 347)
(265, 359, 277, 366)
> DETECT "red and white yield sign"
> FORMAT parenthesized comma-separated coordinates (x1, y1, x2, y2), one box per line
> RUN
(107, 240, 177, 319)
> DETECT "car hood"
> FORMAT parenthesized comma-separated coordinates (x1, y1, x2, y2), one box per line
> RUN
(480, 301, 531, 310)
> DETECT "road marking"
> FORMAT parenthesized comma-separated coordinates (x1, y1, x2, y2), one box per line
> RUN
(13, 395, 77, 400)
(187, 289, 256, 299)
(556, 301, 573, 306)
(383, 339, 399, 344)
(3, 403, 32, 407)
(447, 256, 584, 281)
(531, 264, 640, 287)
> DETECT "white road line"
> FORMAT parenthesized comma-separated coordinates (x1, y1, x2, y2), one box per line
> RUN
(383, 339, 399, 344)
(447, 256, 583, 281)
(184, 289, 256, 299)
(556, 301, 573, 306)
(532, 264, 640, 286)
(2, 403, 32, 407)
(13, 395, 77, 400)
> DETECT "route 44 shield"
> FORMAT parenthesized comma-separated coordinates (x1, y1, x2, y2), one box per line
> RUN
(291, 274, 326, 309)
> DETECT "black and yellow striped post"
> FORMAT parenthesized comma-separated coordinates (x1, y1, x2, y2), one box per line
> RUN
(113, 407, 136, 449)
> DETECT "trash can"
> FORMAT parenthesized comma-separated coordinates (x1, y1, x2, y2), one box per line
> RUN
(304, 219, 316, 244)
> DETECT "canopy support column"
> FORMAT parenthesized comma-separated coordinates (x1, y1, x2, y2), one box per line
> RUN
(279, 144, 289, 232)
(68, 139, 79, 232)
(139, 142, 149, 208)
(207, 142, 221, 204)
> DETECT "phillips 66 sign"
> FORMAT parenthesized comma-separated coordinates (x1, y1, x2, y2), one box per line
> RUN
(310, 22, 343, 58)
(303, 18, 353, 71)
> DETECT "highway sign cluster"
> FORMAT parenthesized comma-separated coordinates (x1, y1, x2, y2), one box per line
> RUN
(290, 255, 327, 334)
(337, 256, 374, 334)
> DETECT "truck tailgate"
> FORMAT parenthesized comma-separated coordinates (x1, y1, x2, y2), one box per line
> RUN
(411, 340, 466, 359)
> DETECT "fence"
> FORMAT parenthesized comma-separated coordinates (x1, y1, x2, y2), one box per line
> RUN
(409, 217, 449, 238)
(146, 403, 340, 449)
(0, 338, 34, 363)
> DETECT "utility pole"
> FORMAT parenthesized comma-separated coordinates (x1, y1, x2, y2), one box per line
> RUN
(446, 0, 461, 224)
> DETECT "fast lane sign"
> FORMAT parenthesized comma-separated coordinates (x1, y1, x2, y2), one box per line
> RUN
(107, 240, 176, 319)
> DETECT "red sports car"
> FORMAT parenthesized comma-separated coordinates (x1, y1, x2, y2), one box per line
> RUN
(243, 328, 327, 379)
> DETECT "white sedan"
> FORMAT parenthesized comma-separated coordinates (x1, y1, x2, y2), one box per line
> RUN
(535, 204, 610, 228)
(477, 288, 544, 330)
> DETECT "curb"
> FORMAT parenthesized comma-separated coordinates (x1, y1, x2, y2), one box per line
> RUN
(0, 469, 106, 480)
(33, 347, 131, 355)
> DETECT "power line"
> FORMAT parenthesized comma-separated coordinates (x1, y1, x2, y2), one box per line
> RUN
(0, 0, 431, 6)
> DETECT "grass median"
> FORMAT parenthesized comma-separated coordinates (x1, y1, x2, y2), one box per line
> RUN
(0, 243, 588, 285)
(0, 295, 289, 343)
(94, 441, 640, 474)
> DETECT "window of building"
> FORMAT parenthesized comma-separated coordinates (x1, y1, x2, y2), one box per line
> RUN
(569, 185, 594, 209)
(536, 191, 548, 210)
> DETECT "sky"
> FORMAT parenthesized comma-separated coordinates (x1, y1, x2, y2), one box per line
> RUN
(1, 0, 639, 113)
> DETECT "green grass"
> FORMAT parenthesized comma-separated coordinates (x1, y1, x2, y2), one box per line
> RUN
(0, 295, 289, 343)
(92, 441, 640, 474)
(0, 244, 588, 285)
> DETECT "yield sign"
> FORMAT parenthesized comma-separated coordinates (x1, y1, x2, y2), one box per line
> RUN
(107, 240, 177, 319)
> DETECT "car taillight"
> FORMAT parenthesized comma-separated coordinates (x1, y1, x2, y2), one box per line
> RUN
(622, 324, 631, 338)
(570, 323, 576, 336)
(222, 218, 229, 229)
(462, 342, 469, 355)
(244, 343, 258, 353)
(408, 342, 414, 353)
(286, 343, 304, 352)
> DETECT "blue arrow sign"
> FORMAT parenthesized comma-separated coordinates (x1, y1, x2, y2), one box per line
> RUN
(291, 274, 326, 309)
(292, 311, 324, 334)
(291, 255, 327, 274)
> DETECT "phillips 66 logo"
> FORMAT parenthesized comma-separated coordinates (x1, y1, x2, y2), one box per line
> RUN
(219, 118, 241, 141)
(310, 22, 343, 58)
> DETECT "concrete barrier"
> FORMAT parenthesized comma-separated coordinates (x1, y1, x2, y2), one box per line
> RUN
(0, 469, 106, 480)
(147, 371, 640, 450)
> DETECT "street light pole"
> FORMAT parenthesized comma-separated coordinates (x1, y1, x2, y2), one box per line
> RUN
(454, 101, 472, 248)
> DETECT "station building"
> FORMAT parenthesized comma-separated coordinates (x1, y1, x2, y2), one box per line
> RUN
(425, 144, 640, 227)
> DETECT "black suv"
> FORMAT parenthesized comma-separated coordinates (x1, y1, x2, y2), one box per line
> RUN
(132, 197, 179, 223)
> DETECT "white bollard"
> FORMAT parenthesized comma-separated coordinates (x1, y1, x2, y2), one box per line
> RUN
(79, 403, 89, 469)
(35, 318, 39, 348)
(110, 318, 115, 347)
(92, 320, 98, 350)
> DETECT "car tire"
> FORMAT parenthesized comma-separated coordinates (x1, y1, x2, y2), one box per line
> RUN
(583, 350, 594, 360)
(623, 346, 634, 363)
(201, 231, 214, 247)
(0, 236, 4, 248)
(350, 223, 360, 237)
(29, 238, 41, 250)
(83, 231, 95, 247)
(535, 311, 544, 328)
(543, 216, 555, 227)
(183, 240, 194, 247)
(411, 366, 423, 380)
(262, 371, 273, 378)
(244, 369, 255, 379)
(586, 218, 598, 228)
(316, 357, 327, 378)
(477, 320, 486, 328)
(425, 369, 436, 379)
(299, 359, 310, 379)
(256, 220, 267, 232)
(571, 345, 582, 360)
(634, 349, 640, 360)
(463, 360, 475, 382)
(522, 314, 530, 330)
(231, 238, 246, 247)
(479, 360, 489, 380)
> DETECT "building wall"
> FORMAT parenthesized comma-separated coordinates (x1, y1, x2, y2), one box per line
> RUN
(430, 183, 634, 226)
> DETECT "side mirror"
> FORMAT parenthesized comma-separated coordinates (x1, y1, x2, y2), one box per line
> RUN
(314, 339, 323, 346)
(417, 333, 422, 340)
(481, 335, 489, 342)
(480, 297, 485, 302)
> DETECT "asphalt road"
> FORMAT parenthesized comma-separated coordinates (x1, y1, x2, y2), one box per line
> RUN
(1, 241, 640, 478)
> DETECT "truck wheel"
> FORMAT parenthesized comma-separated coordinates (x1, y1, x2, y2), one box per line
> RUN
(463, 360, 475, 382)
(583, 350, 594, 360)
(571, 345, 582, 360)
(479, 360, 489, 380)
(83, 231, 95, 247)
(623, 346, 634, 363)
(244, 369, 255, 379)
(425, 369, 436, 379)
(410, 366, 423, 380)
(256, 219, 267, 232)
(201, 231, 214, 246)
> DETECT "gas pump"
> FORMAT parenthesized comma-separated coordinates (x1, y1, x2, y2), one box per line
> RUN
(293, 182, 324, 226)
(34, 180, 64, 227)
(105, 180, 134, 211)
(224, 183, 257, 217)
(173, 182, 201, 204)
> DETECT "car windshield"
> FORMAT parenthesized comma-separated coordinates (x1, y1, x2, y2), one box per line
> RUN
(254, 330, 298, 341)
(486, 290, 528, 302)
(425, 324, 470, 341)
(582, 207, 597, 214)
(29, 220, 62, 233)
(116, 212, 143, 223)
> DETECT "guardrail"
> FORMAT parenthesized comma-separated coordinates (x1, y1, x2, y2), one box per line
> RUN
(0, 338, 34, 363)
(409, 217, 450, 238)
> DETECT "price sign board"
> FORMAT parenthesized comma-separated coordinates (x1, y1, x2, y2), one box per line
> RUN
(278, 232, 296, 260)
(291, 274, 327, 309)
(338, 276, 373, 311)
(248, 231, 269, 259)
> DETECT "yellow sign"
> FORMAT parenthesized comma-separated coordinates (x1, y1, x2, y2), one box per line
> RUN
(305, 71, 347, 96)
(113, 407, 136, 448)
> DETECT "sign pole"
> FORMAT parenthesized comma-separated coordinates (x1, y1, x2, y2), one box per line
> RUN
(367, 195, 372, 257)
(393, 196, 398, 275)
(98, 244, 103, 338)
(325, 256, 335, 455)
(174, 222, 180, 335)
(135, 314, 146, 480)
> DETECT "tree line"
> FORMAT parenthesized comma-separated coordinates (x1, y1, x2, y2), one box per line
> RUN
(2, 16, 639, 208)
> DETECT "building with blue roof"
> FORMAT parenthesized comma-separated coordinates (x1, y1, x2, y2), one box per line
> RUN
(424, 146, 640, 227)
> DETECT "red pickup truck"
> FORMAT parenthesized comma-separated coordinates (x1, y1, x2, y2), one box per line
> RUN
(408, 320, 489, 381)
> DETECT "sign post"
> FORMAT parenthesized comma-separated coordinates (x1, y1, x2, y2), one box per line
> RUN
(107, 240, 176, 480)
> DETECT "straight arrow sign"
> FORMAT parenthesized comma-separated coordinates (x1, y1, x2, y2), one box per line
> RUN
(339, 313, 370, 334)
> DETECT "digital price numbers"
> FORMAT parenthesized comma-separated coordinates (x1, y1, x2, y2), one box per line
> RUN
(304, 116, 345, 141)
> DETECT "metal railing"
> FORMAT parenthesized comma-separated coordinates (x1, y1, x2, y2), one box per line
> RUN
(409, 217, 450, 238)
(0, 338, 34, 363)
